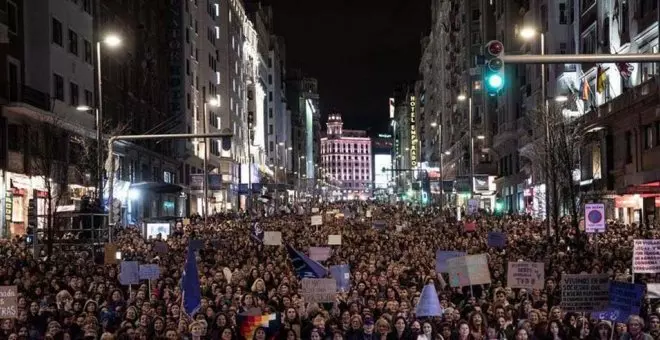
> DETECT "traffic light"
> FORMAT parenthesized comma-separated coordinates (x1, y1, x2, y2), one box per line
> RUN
(484, 40, 505, 96)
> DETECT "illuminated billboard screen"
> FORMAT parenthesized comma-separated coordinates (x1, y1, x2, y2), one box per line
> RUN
(374, 154, 392, 189)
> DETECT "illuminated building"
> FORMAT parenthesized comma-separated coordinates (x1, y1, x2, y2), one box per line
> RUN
(321, 114, 372, 195)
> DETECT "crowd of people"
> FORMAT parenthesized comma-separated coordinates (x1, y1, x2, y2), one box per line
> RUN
(0, 202, 659, 340)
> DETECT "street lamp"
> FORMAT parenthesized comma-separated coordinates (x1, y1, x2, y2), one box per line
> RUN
(80, 33, 123, 204)
(519, 27, 537, 40)
(555, 95, 569, 102)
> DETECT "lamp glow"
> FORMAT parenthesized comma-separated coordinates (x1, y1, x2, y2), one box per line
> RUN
(76, 105, 92, 111)
(486, 74, 504, 89)
(519, 27, 537, 40)
(457, 94, 467, 101)
(103, 34, 122, 47)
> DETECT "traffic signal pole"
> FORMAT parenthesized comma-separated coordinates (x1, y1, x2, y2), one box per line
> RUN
(105, 131, 233, 241)
(502, 53, 660, 64)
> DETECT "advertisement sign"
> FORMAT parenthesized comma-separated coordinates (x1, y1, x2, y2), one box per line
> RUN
(633, 239, 660, 273)
(584, 203, 606, 233)
(409, 95, 418, 168)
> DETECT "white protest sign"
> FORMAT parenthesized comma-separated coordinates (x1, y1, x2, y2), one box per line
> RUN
(301, 278, 336, 303)
(366, 210, 372, 217)
(561, 274, 609, 312)
(584, 203, 606, 233)
(263, 231, 282, 246)
(446, 254, 491, 287)
(311, 207, 319, 213)
(0, 286, 17, 318)
(507, 261, 545, 289)
(309, 247, 332, 261)
(138, 264, 161, 280)
(633, 239, 660, 273)
(311, 215, 323, 226)
(328, 234, 342, 245)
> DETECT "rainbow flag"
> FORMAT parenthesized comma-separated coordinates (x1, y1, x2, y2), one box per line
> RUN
(237, 313, 280, 339)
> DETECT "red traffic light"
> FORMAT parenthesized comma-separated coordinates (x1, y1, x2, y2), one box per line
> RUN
(487, 40, 504, 56)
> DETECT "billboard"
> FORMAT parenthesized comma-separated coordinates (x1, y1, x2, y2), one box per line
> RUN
(374, 154, 392, 189)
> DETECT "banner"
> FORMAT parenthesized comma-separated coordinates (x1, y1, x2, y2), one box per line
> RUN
(301, 278, 336, 303)
(633, 239, 660, 273)
(601, 281, 645, 323)
(309, 247, 331, 261)
(507, 261, 544, 289)
(560, 274, 609, 312)
(435, 251, 466, 273)
(487, 232, 506, 248)
(585, 203, 606, 233)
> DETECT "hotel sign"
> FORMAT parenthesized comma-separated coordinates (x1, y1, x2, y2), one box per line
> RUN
(410, 96, 418, 168)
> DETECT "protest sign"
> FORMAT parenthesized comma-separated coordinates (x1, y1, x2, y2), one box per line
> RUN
(0, 286, 17, 318)
(604, 281, 645, 323)
(138, 264, 161, 280)
(633, 239, 660, 273)
(648, 283, 660, 299)
(372, 220, 386, 229)
(464, 221, 476, 232)
(301, 278, 336, 303)
(104, 243, 119, 265)
(328, 234, 342, 245)
(561, 274, 609, 312)
(366, 210, 372, 217)
(487, 232, 506, 248)
(507, 261, 544, 289)
(330, 265, 350, 292)
(263, 231, 282, 246)
(153, 241, 168, 254)
(585, 203, 606, 233)
(309, 247, 332, 261)
(311, 207, 319, 213)
(311, 215, 322, 226)
(447, 254, 490, 287)
(119, 261, 140, 285)
(467, 199, 479, 215)
(435, 250, 466, 273)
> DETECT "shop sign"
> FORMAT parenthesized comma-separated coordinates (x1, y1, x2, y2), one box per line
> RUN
(4, 191, 12, 226)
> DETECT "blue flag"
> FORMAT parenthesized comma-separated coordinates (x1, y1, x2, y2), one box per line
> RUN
(181, 244, 201, 316)
(286, 245, 328, 279)
(250, 222, 264, 243)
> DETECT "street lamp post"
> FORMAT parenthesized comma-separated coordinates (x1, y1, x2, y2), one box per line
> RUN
(457, 95, 473, 193)
(78, 34, 122, 203)
(202, 98, 219, 225)
(520, 26, 550, 238)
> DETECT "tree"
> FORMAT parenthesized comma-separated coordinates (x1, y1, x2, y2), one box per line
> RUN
(520, 100, 586, 243)
(70, 120, 130, 200)
(29, 117, 73, 256)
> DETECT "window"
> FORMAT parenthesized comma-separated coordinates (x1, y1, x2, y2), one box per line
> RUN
(645, 125, 654, 149)
(268, 124, 273, 135)
(68, 29, 78, 55)
(268, 91, 272, 102)
(53, 74, 64, 101)
(626, 131, 634, 163)
(581, 27, 596, 54)
(559, 42, 567, 54)
(82, 0, 92, 14)
(52, 18, 63, 46)
(559, 3, 568, 24)
(269, 141, 274, 152)
(7, 60, 19, 101)
(83, 39, 92, 63)
(268, 108, 273, 118)
(69, 82, 79, 106)
(84, 89, 93, 107)
(7, 0, 17, 34)
(602, 20, 610, 50)
(268, 74, 272, 84)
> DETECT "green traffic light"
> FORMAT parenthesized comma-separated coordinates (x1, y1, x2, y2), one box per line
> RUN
(495, 201, 504, 212)
(487, 74, 504, 89)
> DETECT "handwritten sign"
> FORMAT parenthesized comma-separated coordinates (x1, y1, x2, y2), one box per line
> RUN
(561, 274, 609, 312)
(487, 232, 506, 248)
(311, 215, 322, 226)
(435, 251, 466, 273)
(633, 239, 660, 273)
(309, 247, 332, 261)
(138, 264, 161, 280)
(0, 286, 17, 318)
(507, 261, 544, 289)
(301, 278, 336, 303)
(328, 234, 342, 245)
(263, 231, 282, 246)
(446, 254, 490, 287)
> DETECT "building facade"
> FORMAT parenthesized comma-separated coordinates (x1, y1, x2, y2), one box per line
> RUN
(287, 70, 320, 197)
(320, 113, 372, 200)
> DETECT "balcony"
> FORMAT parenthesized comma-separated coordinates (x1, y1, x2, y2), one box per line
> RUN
(3, 83, 51, 112)
(492, 121, 516, 149)
(589, 76, 660, 124)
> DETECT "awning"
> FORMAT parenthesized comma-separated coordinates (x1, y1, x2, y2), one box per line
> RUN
(130, 182, 183, 194)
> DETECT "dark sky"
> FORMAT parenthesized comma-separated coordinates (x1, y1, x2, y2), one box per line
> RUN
(265, 0, 431, 134)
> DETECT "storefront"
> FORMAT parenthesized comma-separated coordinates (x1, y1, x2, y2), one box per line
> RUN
(3, 172, 50, 236)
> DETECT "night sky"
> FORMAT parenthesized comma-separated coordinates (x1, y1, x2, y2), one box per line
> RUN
(266, 0, 431, 134)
